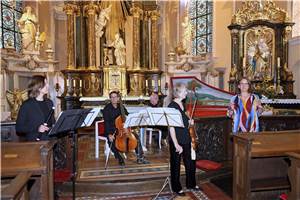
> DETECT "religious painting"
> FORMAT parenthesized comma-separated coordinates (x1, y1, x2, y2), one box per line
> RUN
(244, 26, 275, 80)
(171, 77, 233, 106)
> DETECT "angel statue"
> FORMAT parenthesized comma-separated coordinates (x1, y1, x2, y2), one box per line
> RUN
(181, 16, 194, 55)
(95, 5, 112, 38)
(6, 89, 28, 120)
(110, 33, 126, 66)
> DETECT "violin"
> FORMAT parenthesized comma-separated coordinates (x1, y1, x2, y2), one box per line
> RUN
(114, 97, 138, 153)
(187, 98, 198, 150)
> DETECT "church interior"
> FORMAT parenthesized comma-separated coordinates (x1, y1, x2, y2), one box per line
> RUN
(1, 0, 300, 199)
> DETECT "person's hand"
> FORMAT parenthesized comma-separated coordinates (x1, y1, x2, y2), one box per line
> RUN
(175, 144, 183, 154)
(108, 134, 115, 142)
(257, 106, 264, 116)
(38, 124, 49, 133)
(227, 108, 234, 117)
(189, 119, 194, 126)
(227, 104, 235, 118)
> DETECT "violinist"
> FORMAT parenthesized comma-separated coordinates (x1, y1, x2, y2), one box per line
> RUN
(167, 83, 200, 196)
(102, 91, 150, 166)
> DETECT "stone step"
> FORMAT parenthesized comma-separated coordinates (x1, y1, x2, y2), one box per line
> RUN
(56, 167, 231, 197)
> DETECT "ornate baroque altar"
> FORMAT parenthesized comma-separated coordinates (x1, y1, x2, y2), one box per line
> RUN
(61, 1, 162, 109)
(228, 1, 295, 98)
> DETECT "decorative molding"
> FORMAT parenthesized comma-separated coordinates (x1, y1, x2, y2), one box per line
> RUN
(232, 0, 291, 25)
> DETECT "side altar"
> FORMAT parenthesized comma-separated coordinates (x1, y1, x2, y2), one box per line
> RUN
(228, 1, 296, 99)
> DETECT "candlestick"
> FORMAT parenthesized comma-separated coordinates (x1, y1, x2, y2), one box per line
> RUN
(66, 79, 70, 96)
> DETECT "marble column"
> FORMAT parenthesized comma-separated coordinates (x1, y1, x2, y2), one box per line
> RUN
(150, 10, 160, 71)
(84, 3, 98, 70)
(130, 6, 143, 70)
(63, 3, 78, 69)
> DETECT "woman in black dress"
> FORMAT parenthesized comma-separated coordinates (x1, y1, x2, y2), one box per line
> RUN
(168, 83, 200, 196)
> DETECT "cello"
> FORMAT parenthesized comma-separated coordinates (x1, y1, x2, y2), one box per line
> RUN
(114, 97, 138, 153)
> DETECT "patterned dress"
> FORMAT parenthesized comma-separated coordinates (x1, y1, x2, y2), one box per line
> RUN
(228, 94, 261, 133)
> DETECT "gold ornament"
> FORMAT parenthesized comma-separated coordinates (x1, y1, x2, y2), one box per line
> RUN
(6, 89, 28, 120)
(232, 1, 290, 25)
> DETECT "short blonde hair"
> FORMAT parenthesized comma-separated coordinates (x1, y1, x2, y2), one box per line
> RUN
(173, 83, 187, 98)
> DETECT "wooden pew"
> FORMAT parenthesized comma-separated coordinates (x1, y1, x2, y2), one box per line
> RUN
(1, 141, 56, 200)
(287, 152, 300, 200)
(232, 130, 300, 200)
(1, 172, 32, 200)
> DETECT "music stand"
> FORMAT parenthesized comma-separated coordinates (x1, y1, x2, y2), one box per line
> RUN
(124, 107, 183, 200)
(48, 108, 100, 200)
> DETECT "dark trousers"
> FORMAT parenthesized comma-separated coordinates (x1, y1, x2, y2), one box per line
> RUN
(169, 141, 196, 193)
(107, 131, 144, 161)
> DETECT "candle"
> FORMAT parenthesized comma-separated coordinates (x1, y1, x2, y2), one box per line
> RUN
(152, 80, 155, 86)
(243, 57, 246, 67)
(66, 80, 69, 87)
(277, 57, 280, 67)
(73, 79, 76, 87)
(80, 80, 82, 87)
(158, 79, 161, 87)
(145, 79, 148, 87)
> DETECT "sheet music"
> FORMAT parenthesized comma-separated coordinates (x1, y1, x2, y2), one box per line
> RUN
(81, 108, 101, 127)
(147, 108, 184, 127)
(124, 107, 183, 128)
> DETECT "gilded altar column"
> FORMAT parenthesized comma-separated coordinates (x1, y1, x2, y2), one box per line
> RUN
(150, 10, 160, 71)
(63, 4, 78, 69)
(142, 11, 150, 69)
(130, 6, 143, 70)
(84, 3, 98, 70)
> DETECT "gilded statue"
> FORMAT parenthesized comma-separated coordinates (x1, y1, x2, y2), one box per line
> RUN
(18, 6, 46, 52)
(230, 64, 237, 80)
(6, 89, 28, 120)
(181, 16, 194, 55)
(282, 63, 293, 81)
(95, 5, 112, 38)
(110, 33, 126, 66)
(18, 6, 38, 51)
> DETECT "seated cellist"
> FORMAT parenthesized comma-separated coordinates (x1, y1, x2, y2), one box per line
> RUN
(102, 91, 150, 166)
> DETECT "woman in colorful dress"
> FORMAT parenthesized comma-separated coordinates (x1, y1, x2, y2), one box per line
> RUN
(227, 77, 263, 133)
